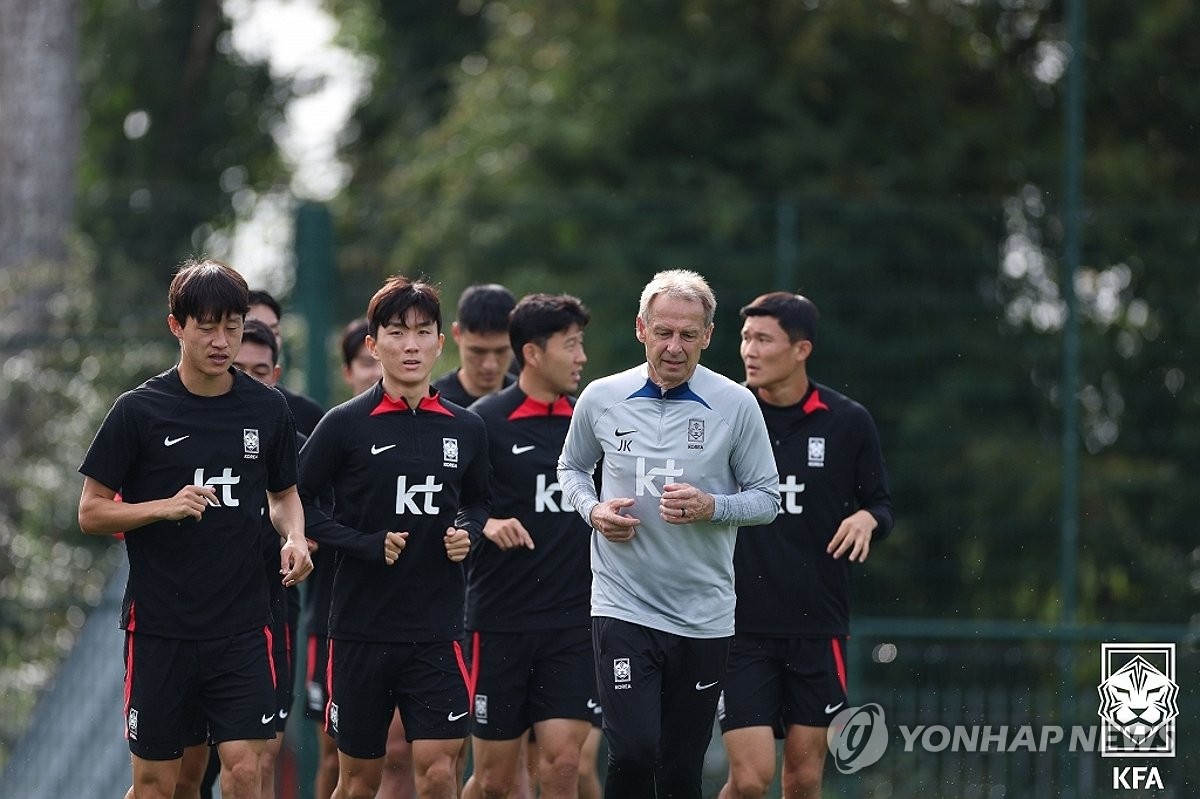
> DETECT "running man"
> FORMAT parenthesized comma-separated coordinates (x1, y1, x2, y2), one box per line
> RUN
(298, 275, 490, 799)
(78, 259, 313, 799)
(719, 292, 893, 799)
(463, 294, 594, 799)
(557, 269, 780, 799)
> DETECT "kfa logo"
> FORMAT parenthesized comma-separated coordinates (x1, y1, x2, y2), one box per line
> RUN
(127, 707, 139, 740)
(395, 475, 443, 515)
(613, 657, 632, 690)
(194, 467, 240, 507)
(634, 458, 683, 497)
(243, 428, 259, 459)
(534, 474, 575, 513)
(1098, 643, 1178, 758)
(687, 419, 705, 450)
(474, 694, 488, 724)
(808, 437, 826, 468)
(778, 475, 805, 515)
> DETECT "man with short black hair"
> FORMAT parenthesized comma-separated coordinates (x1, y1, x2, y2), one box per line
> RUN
(299, 275, 490, 799)
(432, 283, 517, 406)
(464, 293, 594, 799)
(79, 259, 313, 799)
(719, 292, 893, 799)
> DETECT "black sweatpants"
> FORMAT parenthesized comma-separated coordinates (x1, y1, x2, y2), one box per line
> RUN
(592, 616, 731, 799)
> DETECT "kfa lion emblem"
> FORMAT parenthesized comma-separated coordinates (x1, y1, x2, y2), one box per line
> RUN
(1097, 655, 1179, 745)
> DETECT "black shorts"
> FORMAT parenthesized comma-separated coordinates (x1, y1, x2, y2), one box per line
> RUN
(466, 626, 594, 740)
(304, 634, 331, 723)
(327, 638, 471, 759)
(123, 629, 276, 761)
(268, 602, 294, 732)
(718, 635, 849, 733)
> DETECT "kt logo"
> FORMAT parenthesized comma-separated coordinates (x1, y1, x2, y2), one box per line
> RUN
(634, 458, 683, 497)
(193, 468, 240, 507)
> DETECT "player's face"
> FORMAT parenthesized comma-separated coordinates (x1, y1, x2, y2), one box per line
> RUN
(636, 295, 712, 390)
(453, 327, 512, 395)
(532, 324, 587, 395)
(368, 309, 443, 390)
(170, 312, 244, 380)
(233, 341, 280, 386)
(740, 315, 807, 391)
(247, 303, 282, 348)
(343, 346, 383, 395)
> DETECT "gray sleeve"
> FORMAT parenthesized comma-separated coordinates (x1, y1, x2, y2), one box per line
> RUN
(556, 387, 603, 528)
(711, 390, 780, 527)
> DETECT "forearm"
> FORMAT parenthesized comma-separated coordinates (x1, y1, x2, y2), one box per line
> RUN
(711, 486, 779, 527)
(558, 467, 600, 528)
(78, 495, 168, 535)
(267, 486, 306, 545)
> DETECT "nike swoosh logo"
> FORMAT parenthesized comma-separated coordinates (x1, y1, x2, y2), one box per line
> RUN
(163, 435, 189, 447)
(371, 444, 396, 455)
(825, 702, 845, 715)
(695, 681, 719, 691)
(615, 428, 637, 437)
(261, 713, 275, 725)
(447, 710, 469, 722)
(511, 444, 535, 455)
(586, 699, 599, 709)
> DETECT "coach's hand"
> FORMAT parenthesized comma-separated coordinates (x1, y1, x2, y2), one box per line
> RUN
(590, 498, 640, 543)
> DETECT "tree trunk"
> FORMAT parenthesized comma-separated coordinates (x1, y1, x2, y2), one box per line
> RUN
(0, 0, 79, 269)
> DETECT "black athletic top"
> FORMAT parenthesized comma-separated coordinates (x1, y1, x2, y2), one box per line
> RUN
(466, 385, 591, 632)
(80, 367, 298, 639)
(431, 368, 515, 409)
(298, 384, 490, 643)
(278, 385, 324, 437)
(733, 382, 893, 637)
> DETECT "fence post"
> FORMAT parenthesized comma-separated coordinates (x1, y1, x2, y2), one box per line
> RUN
(294, 201, 336, 409)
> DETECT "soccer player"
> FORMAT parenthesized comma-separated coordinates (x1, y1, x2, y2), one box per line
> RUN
(557, 269, 780, 799)
(248, 288, 325, 435)
(463, 294, 593, 799)
(431, 283, 517, 406)
(78, 259, 313, 799)
(718, 292, 894, 799)
(298, 275, 490, 799)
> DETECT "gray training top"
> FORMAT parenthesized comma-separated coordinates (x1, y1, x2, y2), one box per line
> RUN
(557, 363, 780, 638)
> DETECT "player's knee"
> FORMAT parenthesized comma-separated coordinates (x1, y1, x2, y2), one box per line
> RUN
(417, 758, 457, 793)
(728, 768, 770, 799)
(539, 746, 582, 784)
(781, 758, 824, 798)
(219, 759, 261, 798)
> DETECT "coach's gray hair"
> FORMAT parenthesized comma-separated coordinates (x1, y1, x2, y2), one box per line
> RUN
(637, 269, 716, 328)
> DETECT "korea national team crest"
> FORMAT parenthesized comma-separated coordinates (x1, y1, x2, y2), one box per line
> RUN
(1098, 643, 1178, 757)
(474, 693, 489, 724)
(613, 657, 632, 689)
(243, 428, 260, 459)
(807, 436, 825, 468)
(443, 437, 459, 468)
(687, 419, 705, 450)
